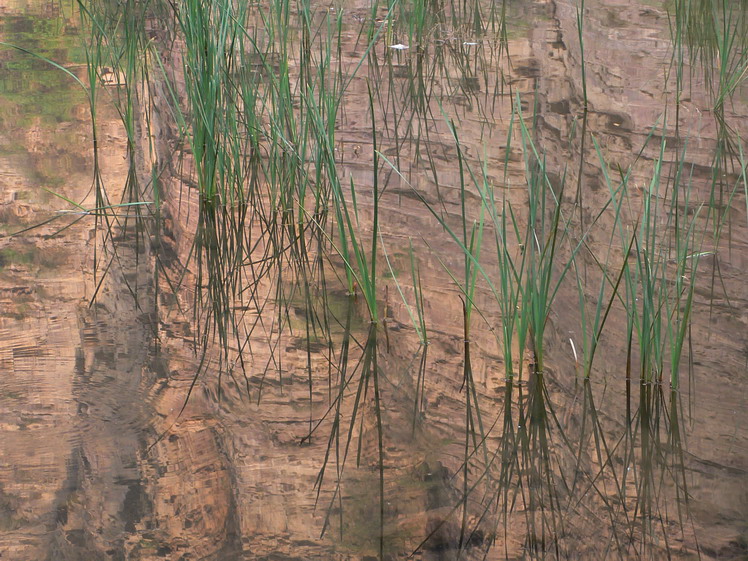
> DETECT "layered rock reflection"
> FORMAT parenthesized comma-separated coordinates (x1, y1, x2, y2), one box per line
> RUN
(1, 0, 746, 560)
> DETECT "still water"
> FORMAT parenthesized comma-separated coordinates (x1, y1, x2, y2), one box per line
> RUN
(0, 0, 746, 560)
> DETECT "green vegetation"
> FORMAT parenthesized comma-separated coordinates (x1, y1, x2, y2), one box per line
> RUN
(0, 12, 88, 127)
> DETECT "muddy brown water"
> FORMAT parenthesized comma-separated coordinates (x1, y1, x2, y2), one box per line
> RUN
(1, 0, 746, 560)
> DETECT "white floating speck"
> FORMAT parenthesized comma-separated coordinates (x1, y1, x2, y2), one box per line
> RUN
(463, 41, 478, 46)
(569, 338, 578, 364)
(389, 43, 409, 50)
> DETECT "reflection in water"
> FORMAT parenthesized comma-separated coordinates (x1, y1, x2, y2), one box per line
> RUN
(0, 1, 156, 559)
(0, 0, 747, 559)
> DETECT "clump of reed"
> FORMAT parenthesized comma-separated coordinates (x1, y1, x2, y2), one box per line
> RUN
(58, 0, 748, 557)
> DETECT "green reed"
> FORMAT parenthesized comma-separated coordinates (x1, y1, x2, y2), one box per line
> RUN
(60, 0, 748, 557)
(593, 125, 706, 387)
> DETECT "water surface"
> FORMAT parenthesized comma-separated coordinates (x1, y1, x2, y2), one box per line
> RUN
(0, 0, 746, 560)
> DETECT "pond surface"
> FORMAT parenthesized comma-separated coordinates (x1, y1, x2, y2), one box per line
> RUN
(0, 0, 746, 560)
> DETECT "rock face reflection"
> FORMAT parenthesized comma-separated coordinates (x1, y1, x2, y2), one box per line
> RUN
(1, 0, 747, 560)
